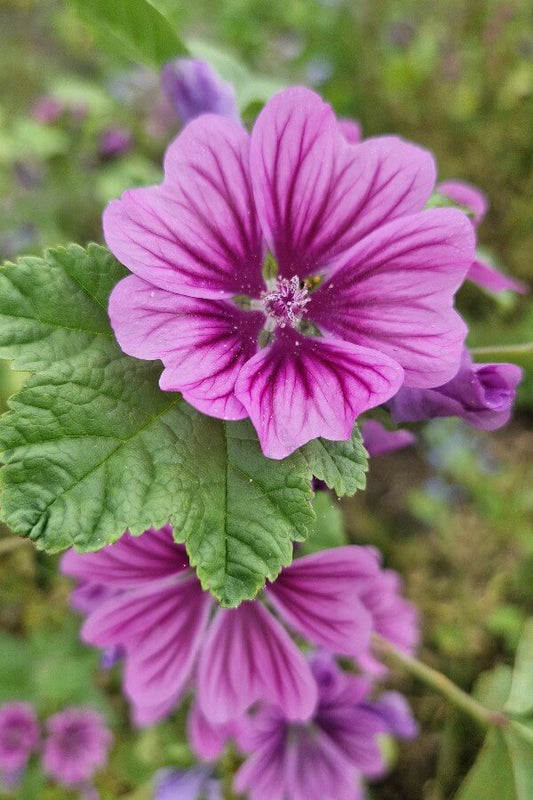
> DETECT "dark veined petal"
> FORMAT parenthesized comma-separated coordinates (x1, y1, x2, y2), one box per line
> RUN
(82, 576, 212, 710)
(108, 275, 264, 420)
(266, 547, 378, 655)
(103, 115, 264, 299)
(197, 602, 317, 724)
(308, 208, 474, 388)
(234, 329, 403, 459)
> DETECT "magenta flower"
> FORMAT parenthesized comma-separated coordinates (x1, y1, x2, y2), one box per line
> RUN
(98, 127, 133, 160)
(361, 419, 416, 456)
(438, 180, 529, 295)
(234, 653, 417, 800)
(161, 58, 240, 124)
(42, 707, 112, 788)
(61, 526, 403, 726)
(154, 766, 222, 800)
(104, 87, 475, 458)
(0, 702, 39, 784)
(389, 347, 522, 432)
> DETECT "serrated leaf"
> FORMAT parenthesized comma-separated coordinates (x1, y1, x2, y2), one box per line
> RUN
(179, 419, 314, 607)
(297, 425, 368, 496)
(0, 244, 126, 371)
(0, 245, 318, 605)
(69, 0, 187, 68)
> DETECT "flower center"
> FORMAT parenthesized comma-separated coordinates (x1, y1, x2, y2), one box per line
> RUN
(261, 276, 310, 329)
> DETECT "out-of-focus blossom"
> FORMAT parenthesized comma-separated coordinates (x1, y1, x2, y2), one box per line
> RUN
(62, 526, 415, 727)
(366, 691, 419, 739)
(390, 348, 522, 431)
(361, 419, 416, 456)
(337, 118, 362, 144)
(31, 96, 64, 124)
(438, 179, 529, 294)
(154, 766, 222, 800)
(98, 127, 133, 159)
(0, 702, 39, 786)
(105, 86, 474, 458)
(42, 708, 112, 788)
(234, 653, 418, 800)
(161, 58, 240, 124)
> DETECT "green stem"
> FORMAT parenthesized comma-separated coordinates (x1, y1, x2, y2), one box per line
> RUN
(372, 635, 508, 729)
(221, 745, 239, 800)
(470, 342, 533, 358)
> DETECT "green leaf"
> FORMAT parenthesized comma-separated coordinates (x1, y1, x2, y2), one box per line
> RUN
(69, 0, 187, 68)
(0, 245, 318, 605)
(187, 38, 285, 112)
(0, 244, 126, 371)
(180, 419, 315, 606)
(299, 491, 347, 556)
(297, 425, 368, 496)
(454, 729, 516, 800)
(506, 618, 533, 716)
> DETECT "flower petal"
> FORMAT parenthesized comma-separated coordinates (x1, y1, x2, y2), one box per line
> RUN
(234, 330, 403, 459)
(197, 603, 317, 724)
(251, 90, 435, 276)
(82, 576, 211, 712)
(308, 208, 474, 388)
(361, 419, 416, 456)
(103, 115, 264, 299)
(61, 527, 187, 589)
(266, 547, 377, 655)
(108, 275, 264, 419)
(467, 259, 529, 295)
(437, 179, 487, 226)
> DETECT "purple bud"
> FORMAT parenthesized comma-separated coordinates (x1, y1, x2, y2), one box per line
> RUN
(390, 349, 522, 431)
(154, 767, 222, 800)
(98, 127, 133, 160)
(361, 419, 416, 456)
(31, 96, 64, 125)
(0, 702, 39, 783)
(370, 691, 419, 740)
(161, 58, 239, 125)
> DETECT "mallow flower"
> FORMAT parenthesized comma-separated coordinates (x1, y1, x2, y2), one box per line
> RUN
(42, 707, 112, 788)
(233, 653, 418, 800)
(104, 86, 475, 458)
(389, 347, 522, 431)
(360, 419, 416, 456)
(154, 766, 222, 800)
(437, 179, 529, 295)
(0, 702, 39, 787)
(61, 525, 417, 726)
(161, 58, 240, 124)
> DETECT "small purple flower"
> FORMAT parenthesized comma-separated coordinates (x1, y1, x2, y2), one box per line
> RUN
(42, 707, 112, 788)
(389, 348, 522, 431)
(98, 127, 133, 160)
(234, 654, 418, 800)
(0, 702, 39, 785)
(154, 766, 222, 800)
(61, 526, 412, 727)
(104, 86, 475, 459)
(438, 180, 529, 295)
(31, 95, 64, 124)
(161, 58, 240, 124)
(361, 419, 416, 456)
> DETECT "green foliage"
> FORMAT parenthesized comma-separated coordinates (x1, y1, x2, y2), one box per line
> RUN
(69, 0, 187, 67)
(0, 245, 353, 606)
(299, 491, 347, 556)
(297, 426, 368, 497)
(456, 620, 533, 800)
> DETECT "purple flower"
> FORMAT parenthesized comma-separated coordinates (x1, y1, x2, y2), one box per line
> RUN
(61, 526, 409, 726)
(31, 95, 64, 124)
(438, 180, 529, 295)
(154, 766, 222, 800)
(98, 127, 133, 160)
(104, 87, 475, 459)
(337, 118, 363, 144)
(367, 691, 419, 740)
(389, 348, 522, 431)
(0, 702, 39, 784)
(234, 654, 418, 800)
(42, 707, 111, 788)
(161, 58, 239, 124)
(361, 419, 416, 456)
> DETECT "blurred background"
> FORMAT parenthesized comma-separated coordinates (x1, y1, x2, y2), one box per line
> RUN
(0, 0, 532, 797)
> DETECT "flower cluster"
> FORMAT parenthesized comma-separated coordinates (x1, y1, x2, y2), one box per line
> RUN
(0, 702, 111, 795)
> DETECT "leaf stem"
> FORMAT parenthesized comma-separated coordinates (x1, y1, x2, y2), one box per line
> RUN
(372, 635, 508, 729)
(470, 342, 533, 358)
